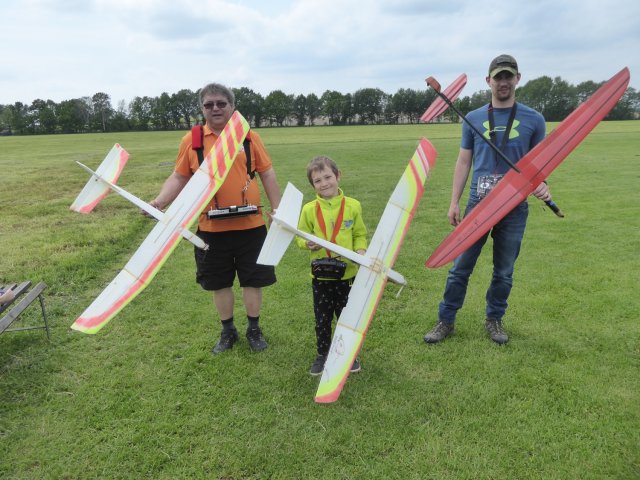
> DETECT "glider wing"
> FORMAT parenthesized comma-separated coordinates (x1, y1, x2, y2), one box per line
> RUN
(420, 73, 467, 123)
(71, 111, 250, 333)
(256, 182, 303, 267)
(70, 144, 129, 213)
(74, 161, 207, 250)
(426, 67, 630, 268)
(315, 138, 438, 403)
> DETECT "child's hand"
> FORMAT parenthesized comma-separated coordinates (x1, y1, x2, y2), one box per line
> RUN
(306, 241, 321, 251)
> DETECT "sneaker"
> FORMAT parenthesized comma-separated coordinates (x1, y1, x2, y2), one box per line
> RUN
(350, 358, 361, 373)
(309, 354, 327, 376)
(423, 321, 454, 344)
(246, 327, 268, 352)
(212, 328, 238, 354)
(485, 318, 509, 344)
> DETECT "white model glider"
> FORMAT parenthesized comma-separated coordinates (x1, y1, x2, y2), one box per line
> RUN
(70, 112, 250, 334)
(257, 138, 438, 402)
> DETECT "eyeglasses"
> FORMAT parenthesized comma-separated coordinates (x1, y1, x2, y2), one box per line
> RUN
(202, 101, 228, 110)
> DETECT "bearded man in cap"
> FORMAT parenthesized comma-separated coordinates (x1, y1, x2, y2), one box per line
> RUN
(424, 54, 554, 345)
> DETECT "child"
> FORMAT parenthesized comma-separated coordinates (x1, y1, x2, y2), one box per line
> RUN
(296, 156, 368, 376)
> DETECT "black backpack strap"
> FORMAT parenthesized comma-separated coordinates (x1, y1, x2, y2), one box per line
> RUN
(191, 124, 205, 166)
(243, 135, 255, 179)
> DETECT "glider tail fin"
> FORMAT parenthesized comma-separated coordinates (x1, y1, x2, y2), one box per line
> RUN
(70, 144, 129, 213)
(257, 182, 303, 266)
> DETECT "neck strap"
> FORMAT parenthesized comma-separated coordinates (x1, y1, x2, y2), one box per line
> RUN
(488, 102, 518, 168)
(315, 198, 345, 257)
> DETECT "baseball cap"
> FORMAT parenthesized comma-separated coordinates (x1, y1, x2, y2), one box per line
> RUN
(489, 54, 518, 78)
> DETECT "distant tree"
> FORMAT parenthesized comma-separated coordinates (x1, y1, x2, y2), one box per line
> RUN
(388, 88, 430, 124)
(41, 100, 58, 133)
(353, 88, 387, 124)
(152, 92, 173, 130)
(166, 94, 183, 129)
(111, 100, 130, 132)
(28, 99, 57, 134)
(442, 100, 460, 123)
(386, 89, 404, 124)
(233, 87, 264, 127)
(57, 99, 89, 133)
(412, 89, 435, 123)
(0, 105, 8, 133)
(630, 87, 640, 116)
(129, 96, 154, 131)
(340, 93, 354, 125)
(292, 94, 307, 126)
(80, 97, 93, 130)
(172, 89, 198, 129)
(607, 86, 637, 120)
(546, 77, 577, 121)
(575, 80, 601, 103)
(3, 72, 635, 136)
(468, 89, 491, 111)
(263, 90, 293, 126)
(517, 76, 554, 117)
(5, 102, 29, 134)
(306, 93, 321, 125)
(320, 90, 345, 125)
(91, 92, 113, 132)
(456, 96, 471, 117)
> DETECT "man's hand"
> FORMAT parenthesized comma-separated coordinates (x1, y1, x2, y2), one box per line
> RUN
(531, 182, 552, 202)
(448, 204, 462, 226)
(141, 199, 162, 218)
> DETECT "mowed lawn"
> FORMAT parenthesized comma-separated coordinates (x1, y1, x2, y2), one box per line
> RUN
(0, 121, 638, 479)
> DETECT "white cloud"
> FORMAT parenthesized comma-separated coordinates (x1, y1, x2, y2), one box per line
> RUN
(0, 0, 637, 105)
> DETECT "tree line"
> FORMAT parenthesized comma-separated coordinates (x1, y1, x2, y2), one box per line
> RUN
(1, 76, 638, 136)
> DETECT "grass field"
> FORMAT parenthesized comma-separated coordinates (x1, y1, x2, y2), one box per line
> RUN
(1, 121, 638, 479)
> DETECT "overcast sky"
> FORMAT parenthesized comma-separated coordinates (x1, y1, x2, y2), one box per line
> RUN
(1, 0, 638, 106)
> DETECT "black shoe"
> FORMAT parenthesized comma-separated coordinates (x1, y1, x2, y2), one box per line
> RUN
(350, 358, 361, 373)
(309, 354, 327, 376)
(485, 318, 509, 344)
(246, 327, 268, 352)
(424, 321, 454, 344)
(212, 328, 238, 354)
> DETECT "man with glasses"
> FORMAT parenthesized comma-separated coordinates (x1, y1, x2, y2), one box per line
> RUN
(150, 83, 281, 354)
(423, 54, 553, 345)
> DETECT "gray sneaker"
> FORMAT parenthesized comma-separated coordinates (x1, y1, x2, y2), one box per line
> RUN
(423, 321, 454, 344)
(212, 328, 238, 354)
(350, 358, 361, 373)
(309, 354, 327, 376)
(485, 318, 509, 344)
(246, 327, 268, 352)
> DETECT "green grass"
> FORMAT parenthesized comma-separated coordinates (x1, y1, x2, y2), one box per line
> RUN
(1, 122, 639, 479)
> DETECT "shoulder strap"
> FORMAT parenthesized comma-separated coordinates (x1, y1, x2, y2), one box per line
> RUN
(315, 198, 346, 257)
(243, 134, 254, 179)
(191, 125, 205, 165)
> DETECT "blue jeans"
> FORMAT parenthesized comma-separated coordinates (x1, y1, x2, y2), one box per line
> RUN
(438, 200, 528, 324)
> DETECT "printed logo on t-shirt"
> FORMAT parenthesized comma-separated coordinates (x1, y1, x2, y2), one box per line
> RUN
(482, 119, 520, 140)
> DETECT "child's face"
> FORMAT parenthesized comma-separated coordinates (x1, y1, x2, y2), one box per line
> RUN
(310, 167, 340, 199)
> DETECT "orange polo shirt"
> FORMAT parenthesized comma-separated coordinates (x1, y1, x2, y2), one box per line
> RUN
(175, 124, 273, 232)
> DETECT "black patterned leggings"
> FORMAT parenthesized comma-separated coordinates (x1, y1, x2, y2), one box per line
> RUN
(312, 278, 353, 356)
